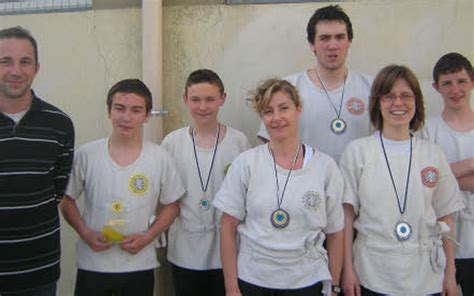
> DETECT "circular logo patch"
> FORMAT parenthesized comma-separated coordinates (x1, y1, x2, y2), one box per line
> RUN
(128, 173, 149, 196)
(111, 201, 123, 213)
(346, 97, 365, 115)
(302, 191, 322, 212)
(421, 166, 439, 188)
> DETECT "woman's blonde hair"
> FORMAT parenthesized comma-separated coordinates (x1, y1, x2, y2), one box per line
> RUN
(250, 78, 301, 114)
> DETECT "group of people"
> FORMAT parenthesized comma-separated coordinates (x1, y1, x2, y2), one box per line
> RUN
(0, 4, 472, 296)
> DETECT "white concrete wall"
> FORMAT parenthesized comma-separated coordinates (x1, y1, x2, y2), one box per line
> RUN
(0, 1, 473, 295)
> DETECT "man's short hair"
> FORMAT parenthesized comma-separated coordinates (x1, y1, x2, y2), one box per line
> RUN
(306, 5, 353, 44)
(0, 26, 38, 64)
(185, 69, 225, 96)
(433, 52, 473, 83)
(107, 79, 153, 113)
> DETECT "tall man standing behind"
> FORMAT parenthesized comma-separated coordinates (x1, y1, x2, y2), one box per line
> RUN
(258, 5, 371, 162)
(0, 27, 75, 295)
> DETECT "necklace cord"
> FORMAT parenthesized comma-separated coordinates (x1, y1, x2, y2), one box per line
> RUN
(270, 143, 301, 209)
(315, 68, 347, 118)
(379, 132, 413, 214)
(191, 124, 221, 193)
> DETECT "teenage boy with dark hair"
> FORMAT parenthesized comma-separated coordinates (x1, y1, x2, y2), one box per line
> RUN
(422, 52, 474, 296)
(162, 69, 250, 296)
(60, 79, 184, 295)
(258, 5, 372, 163)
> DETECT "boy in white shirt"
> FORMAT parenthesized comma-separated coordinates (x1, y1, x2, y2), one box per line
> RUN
(162, 69, 250, 296)
(60, 79, 185, 296)
(422, 53, 474, 296)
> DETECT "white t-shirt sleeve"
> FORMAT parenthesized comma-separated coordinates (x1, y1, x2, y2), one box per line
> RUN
(158, 149, 186, 205)
(415, 126, 431, 142)
(431, 146, 464, 218)
(65, 147, 86, 200)
(213, 152, 250, 220)
(339, 141, 362, 215)
(160, 135, 171, 151)
(323, 158, 345, 234)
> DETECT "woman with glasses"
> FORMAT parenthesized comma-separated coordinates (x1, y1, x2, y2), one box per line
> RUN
(340, 65, 463, 296)
(213, 79, 345, 296)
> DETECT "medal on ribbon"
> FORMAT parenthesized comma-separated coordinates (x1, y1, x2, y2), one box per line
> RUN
(269, 143, 300, 229)
(330, 118, 346, 134)
(316, 68, 347, 135)
(271, 209, 290, 229)
(380, 133, 414, 242)
(199, 197, 211, 211)
(191, 124, 220, 211)
(395, 221, 412, 241)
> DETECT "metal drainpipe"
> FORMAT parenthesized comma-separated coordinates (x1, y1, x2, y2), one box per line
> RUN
(142, 0, 166, 143)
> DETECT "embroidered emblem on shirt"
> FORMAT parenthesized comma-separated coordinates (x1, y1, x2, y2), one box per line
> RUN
(302, 191, 322, 212)
(111, 201, 123, 213)
(346, 97, 365, 115)
(128, 173, 149, 196)
(224, 162, 231, 176)
(421, 166, 439, 188)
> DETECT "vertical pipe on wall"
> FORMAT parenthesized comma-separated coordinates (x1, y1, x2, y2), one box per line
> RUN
(143, 6, 175, 296)
(142, 0, 163, 143)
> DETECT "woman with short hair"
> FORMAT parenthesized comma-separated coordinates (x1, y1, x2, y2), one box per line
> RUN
(214, 79, 345, 296)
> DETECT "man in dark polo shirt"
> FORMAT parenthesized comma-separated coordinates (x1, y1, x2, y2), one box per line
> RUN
(0, 26, 74, 295)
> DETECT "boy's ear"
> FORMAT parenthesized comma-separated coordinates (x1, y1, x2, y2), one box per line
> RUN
(220, 92, 227, 106)
(183, 94, 188, 103)
(432, 82, 439, 92)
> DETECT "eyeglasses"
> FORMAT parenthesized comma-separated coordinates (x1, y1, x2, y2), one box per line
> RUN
(380, 93, 415, 103)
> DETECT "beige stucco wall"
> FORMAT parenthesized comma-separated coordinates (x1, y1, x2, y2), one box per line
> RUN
(163, 1, 474, 146)
(0, 8, 142, 295)
(0, 9, 142, 146)
(0, 0, 473, 295)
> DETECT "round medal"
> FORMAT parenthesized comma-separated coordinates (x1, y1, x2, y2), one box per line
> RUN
(331, 118, 346, 134)
(395, 221, 412, 241)
(270, 209, 290, 229)
(198, 198, 211, 211)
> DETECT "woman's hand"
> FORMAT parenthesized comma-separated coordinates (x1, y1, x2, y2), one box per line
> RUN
(441, 270, 458, 296)
(342, 266, 361, 296)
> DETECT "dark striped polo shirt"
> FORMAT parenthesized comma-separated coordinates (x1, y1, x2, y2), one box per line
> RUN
(0, 93, 74, 292)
